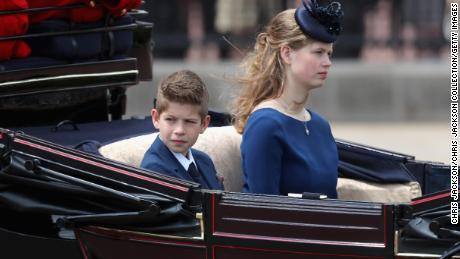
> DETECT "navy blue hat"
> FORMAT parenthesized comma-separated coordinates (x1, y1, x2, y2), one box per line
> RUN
(294, 0, 344, 43)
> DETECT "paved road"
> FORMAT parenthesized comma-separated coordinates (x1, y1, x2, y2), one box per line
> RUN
(332, 122, 450, 164)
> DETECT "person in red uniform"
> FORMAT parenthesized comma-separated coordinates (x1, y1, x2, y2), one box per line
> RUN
(0, 0, 31, 61)
(29, 0, 142, 23)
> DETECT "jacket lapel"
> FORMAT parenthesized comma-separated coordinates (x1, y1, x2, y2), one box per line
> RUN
(193, 151, 219, 189)
(153, 137, 193, 182)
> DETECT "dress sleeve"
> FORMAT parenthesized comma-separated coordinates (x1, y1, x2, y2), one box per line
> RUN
(241, 115, 283, 195)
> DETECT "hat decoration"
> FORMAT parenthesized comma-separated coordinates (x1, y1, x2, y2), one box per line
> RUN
(295, 0, 344, 43)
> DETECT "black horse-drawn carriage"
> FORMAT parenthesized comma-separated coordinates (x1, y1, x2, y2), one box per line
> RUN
(0, 127, 455, 259)
(0, 2, 457, 259)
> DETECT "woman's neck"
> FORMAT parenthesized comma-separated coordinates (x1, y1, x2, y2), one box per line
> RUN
(276, 80, 309, 114)
(253, 76, 311, 120)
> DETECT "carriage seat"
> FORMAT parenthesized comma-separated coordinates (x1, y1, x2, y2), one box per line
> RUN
(99, 126, 421, 203)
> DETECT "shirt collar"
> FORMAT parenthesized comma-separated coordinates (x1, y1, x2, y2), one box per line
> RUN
(172, 149, 196, 171)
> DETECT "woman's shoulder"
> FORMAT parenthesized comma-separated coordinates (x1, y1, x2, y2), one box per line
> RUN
(251, 100, 287, 119)
(249, 107, 286, 124)
(252, 106, 283, 116)
(244, 108, 286, 136)
(309, 110, 328, 122)
(308, 110, 333, 129)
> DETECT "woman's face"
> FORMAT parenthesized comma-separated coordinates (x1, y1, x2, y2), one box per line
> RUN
(288, 41, 333, 90)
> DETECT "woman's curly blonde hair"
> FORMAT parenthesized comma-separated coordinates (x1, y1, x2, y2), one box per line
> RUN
(232, 9, 313, 134)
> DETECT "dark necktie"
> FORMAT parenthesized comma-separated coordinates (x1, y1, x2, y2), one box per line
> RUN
(187, 163, 209, 189)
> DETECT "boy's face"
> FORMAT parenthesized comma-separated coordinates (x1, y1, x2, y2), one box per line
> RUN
(152, 102, 210, 156)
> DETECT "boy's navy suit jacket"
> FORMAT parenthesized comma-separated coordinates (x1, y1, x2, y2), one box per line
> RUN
(140, 136, 223, 190)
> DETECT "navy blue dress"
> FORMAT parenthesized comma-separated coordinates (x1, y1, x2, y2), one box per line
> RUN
(241, 108, 338, 198)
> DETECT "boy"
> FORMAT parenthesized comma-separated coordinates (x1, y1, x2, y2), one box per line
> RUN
(140, 70, 223, 190)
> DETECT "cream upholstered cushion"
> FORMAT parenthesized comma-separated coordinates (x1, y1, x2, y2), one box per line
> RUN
(99, 133, 156, 168)
(337, 178, 422, 203)
(192, 126, 243, 191)
(99, 126, 421, 203)
(99, 126, 244, 192)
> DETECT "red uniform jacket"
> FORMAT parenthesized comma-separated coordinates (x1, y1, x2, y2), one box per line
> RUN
(29, 0, 142, 23)
(0, 0, 31, 61)
(0, 0, 141, 61)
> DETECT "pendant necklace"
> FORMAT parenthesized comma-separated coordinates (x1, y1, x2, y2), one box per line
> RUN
(303, 109, 310, 135)
(275, 98, 310, 135)
(304, 120, 310, 135)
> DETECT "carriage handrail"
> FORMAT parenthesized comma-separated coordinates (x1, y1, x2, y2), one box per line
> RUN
(0, 3, 90, 16)
(0, 1, 146, 15)
(0, 23, 138, 42)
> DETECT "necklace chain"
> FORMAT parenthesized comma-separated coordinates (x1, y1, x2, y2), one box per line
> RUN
(274, 98, 310, 135)
(275, 99, 309, 120)
(304, 120, 310, 135)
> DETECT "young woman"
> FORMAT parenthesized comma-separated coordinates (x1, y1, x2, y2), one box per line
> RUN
(233, 0, 343, 198)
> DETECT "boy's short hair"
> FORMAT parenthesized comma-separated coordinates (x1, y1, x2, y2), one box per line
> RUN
(156, 70, 209, 118)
